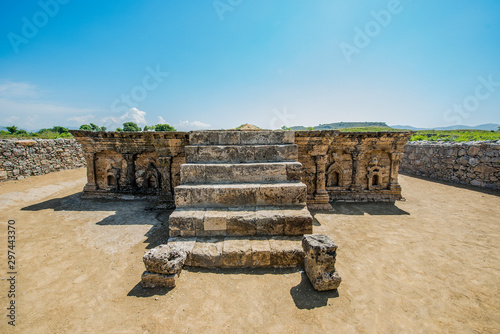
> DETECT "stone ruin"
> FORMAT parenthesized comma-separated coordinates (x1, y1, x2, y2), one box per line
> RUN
(70, 129, 412, 290)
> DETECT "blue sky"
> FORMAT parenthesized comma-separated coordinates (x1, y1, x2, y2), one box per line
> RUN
(0, 0, 499, 131)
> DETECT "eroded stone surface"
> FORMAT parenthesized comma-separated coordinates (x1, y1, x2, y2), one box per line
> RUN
(302, 234, 341, 291)
(143, 245, 187, 275)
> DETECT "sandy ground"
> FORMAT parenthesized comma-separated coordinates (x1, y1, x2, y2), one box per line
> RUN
(0, 169, 499, 333)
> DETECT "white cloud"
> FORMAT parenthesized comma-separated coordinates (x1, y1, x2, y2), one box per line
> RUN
(175, 120, 212, 131)
(101, 107, 147, 128)
(0, 81, 41, 99)
(157, 116, 166, 124)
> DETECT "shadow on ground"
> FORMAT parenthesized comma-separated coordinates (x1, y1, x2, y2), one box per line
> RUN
(313, 202, 410, 216)
(21, 192, 173, 249)
(127, 282, 174, 298)
(290, 272, 339, 309)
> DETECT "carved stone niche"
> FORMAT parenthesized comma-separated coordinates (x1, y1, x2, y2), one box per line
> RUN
(142, 162, 161, 192)
(95, 150, 124, 191)
(105, 167, 121, 191)
(366, 156, 388, 190)
(325, 153, 347, 188)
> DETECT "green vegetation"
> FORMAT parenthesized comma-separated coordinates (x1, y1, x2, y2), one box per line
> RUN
(409, 130, 500, 142)
(115, 122, 176, 132)
(154, 124, 176, 131)
(79, 123, 107, 131)
(0, 125, 72, 139)
(338, 126, 401, 132)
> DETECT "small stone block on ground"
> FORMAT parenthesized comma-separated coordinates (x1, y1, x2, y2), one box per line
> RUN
(302, 234, 342, 291)
(141, 271, 178, 288)
(143, 245, 187, 275)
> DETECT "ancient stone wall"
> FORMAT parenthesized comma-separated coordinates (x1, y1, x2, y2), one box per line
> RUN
(295, 131, 412, 203)
(70, 130, 412, 206)
(400, 141, 500, 190)
(0, 138, 86, 181)
(70, 130, 189, 207)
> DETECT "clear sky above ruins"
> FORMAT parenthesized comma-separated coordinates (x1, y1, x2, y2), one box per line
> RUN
(0, 0, 499, 130)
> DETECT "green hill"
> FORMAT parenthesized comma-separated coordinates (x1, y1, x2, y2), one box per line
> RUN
(290, 122, 390, 131)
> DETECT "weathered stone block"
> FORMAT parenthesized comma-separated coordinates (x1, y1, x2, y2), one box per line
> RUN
(141, 271, 178, 288)
(226, 209, 257, 236)
(143, 245, 187, 275)
(257, 183, 307, 206)
(190, 237, 224, 267)
(204, 209, 227, 231)
(251, 238, 271, 267)
(284, 206, 313, 235)
(269, 236, 304, 267)
(222, 238, 252, 267)
(302, 234, 341, 291)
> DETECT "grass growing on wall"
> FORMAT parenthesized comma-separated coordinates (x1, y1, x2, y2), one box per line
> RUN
(409, 130, 500, 142)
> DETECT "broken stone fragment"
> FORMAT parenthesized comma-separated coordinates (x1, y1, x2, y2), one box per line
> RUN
(143, 245, 187, 275)
(302, 234, 341, 291)
(141, 271, 178, 288)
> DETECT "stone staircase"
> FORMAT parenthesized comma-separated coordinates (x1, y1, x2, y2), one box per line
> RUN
(167, 130, 313, 268)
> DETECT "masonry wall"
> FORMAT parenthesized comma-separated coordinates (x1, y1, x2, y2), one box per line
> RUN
(400, 141, 500, 190)
(0, 139, 86, 181)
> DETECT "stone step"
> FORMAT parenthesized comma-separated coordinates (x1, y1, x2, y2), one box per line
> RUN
(175, 182, 307, 208)
(169, 206, 313, 237)
(190, 130, 295, 146)
(185, 144, 298, 163)
(180, 162, 302, 184)
(167, 236, 305, 268)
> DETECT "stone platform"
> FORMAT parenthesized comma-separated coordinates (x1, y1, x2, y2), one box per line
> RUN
(168, 130, 313, 268)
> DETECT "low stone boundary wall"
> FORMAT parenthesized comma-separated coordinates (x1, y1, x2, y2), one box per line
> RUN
(0, 139, 86, 181)
(400, 141, 500, 190)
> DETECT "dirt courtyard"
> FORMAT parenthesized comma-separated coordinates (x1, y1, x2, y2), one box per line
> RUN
(0, 169, 499, 333)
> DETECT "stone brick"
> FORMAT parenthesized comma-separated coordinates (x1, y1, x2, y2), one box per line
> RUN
(141, 271, 178, 288)
(269, 236, 304, 267)
(221, 238, 252, 267)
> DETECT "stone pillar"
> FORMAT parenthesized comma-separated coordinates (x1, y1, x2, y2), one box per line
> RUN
(122, 153, 136, 190)
(83, 152, 97, 192)
(389, 152, 404, 191)
(308, 154, 332, 210)
(158, 156, 174, 208)
(349, 150, 364, 191)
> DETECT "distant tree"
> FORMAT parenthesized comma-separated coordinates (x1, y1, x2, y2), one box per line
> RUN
(16, 129, 28, 135)
(155, 124, 176, 131)
(143, 125, 155, 131)
(115, 127, 123, 132)
(122, 122, 141, 132)
(281, 126, 291, 131)
(79, 124, 106, 131)
(79, 124, 92, 131)
(307, 127, 314, 131)
(6, 126, 17, 134)
(51, 126, 69, 134)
